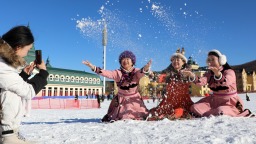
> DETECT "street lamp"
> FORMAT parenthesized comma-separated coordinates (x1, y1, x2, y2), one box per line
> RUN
(102, 20, 107, 95)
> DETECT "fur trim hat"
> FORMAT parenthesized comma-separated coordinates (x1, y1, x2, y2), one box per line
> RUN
(208, 49, 227, 65)
(119, 50, 136, 65)
(170, 47, 187, 63)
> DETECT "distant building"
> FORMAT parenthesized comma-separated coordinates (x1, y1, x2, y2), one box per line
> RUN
(247, 71, 256, 91)
(232, 60, 256, 92)
(24, 45, 103, 96)
(187, 56, 199, 70)
(105, 81, 115, 95)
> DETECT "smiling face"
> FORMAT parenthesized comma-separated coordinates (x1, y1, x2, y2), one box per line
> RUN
(207, 55, 220, 68)
(171, 56, 185, 71)
(121, 58, 133, 71)
(15, 44, 33, 58)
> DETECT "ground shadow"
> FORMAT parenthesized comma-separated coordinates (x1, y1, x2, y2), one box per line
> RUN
(22, 118, 102, 125)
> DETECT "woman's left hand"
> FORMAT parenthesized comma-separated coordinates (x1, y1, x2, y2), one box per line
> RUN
(23, 62, 36, 75)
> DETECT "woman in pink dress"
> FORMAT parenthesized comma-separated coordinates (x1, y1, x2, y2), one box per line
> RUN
(183, 49, 252, 117)
(83, 50, 151, 122)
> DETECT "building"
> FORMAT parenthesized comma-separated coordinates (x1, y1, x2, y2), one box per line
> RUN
(105, 80, 115, 95)
(232, 60, 256, 92)
(24, 45, 104, 97)
(187, 56, 199, 70)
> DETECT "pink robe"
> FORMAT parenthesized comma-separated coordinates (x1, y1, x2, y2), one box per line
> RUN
(95, 67, 149, 122)
(190, 67, 250, 117)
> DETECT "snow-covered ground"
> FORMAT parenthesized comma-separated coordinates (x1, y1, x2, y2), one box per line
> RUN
(21, 93, 256, 144)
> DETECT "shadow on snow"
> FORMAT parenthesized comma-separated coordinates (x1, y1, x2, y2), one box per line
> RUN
(22, 118, 102, 125)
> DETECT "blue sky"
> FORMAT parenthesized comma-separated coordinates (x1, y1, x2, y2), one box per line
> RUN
(1, 0, 256, 72)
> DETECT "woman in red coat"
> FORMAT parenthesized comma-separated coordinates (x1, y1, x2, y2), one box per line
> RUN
(147, 48, 194, 120)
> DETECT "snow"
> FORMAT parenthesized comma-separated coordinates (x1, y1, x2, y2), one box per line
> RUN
(21, 93, 256, 144)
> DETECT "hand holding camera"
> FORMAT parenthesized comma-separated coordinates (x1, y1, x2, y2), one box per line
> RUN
(35, 50, 47, 70)
(35, 50, 42, 64)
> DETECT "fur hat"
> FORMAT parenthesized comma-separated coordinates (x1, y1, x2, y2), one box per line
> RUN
(208, 49, 227, 65)
(119, 50, 136, 65)
(170, 47, 187, 63)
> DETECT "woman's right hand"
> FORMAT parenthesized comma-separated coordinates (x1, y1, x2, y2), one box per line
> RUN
(181, 70, 194, 79)
(36, 60, 47, 70)
(82, 60, 95, 70)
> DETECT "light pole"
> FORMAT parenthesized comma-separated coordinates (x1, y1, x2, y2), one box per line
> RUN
(102, 21, 107, 95)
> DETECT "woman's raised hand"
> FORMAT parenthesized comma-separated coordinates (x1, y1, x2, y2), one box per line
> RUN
(143, 59, 152, 72)
(82, 60, 95, 70)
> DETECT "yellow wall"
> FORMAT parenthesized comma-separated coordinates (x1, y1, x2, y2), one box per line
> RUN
(190, 71, 211, 96)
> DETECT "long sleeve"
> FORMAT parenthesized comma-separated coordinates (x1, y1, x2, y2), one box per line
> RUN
(19, 70, 30, 81)
(94, 67, 120, 81)
(27, 69, 49, 94)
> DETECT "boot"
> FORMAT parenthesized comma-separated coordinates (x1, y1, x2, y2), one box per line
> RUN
(1, 132, 36, 144)
(173, 108, 184, 118)
(166, 108, 184, 120)
(101, 114, 110, 122)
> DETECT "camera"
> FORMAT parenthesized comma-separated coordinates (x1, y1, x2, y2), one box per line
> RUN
(35, 50, 42, 64)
